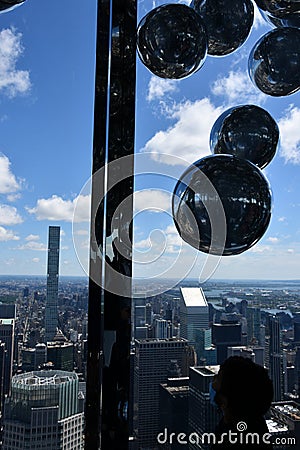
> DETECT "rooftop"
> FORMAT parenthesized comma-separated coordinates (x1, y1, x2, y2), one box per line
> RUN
(273, 403, 300, 421)
(192, 365, 220, 376)
(135, 337, 188, 344)
(12, 370, 77, 387)
(266, 419, 289, 434)
(180, 287, 208, 308)
(0, 318, 14, 325)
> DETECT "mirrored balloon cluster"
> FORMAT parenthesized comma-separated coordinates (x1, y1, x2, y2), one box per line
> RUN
(137, 0, 300, 95)
(249, 3, 300, 94)
(137, 1, 255, 78)
(173, 104, 277, 255)
(136, 1, 299, 256)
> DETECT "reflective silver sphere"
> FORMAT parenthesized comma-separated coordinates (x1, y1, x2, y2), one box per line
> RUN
(137, 4, 207, 79)
(210, 105, 279, 169)
(0, 0, 25, 12)
(172, 155, 272, 256)
(249, 27, 300, 96)
(191, 0, 254, 56)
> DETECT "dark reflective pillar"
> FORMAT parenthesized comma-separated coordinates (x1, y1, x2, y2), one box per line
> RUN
(85, 0, 136, 449)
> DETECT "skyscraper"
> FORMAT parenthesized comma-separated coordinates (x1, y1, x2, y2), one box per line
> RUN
(159, 377, 189, 450)
(0, 304, 16, 397)
(293, 315, 300, 344)
(269, 315, 284, 401)
(145, 303, 152, 325)
(180, 287, 209, 359)
(212, 321, 242, 364)
(133, 338, 190, 449)
(247, 307, 261, 345)
(189, 366, 221, 450)
(2, 370, 84, 449)
(45, 226, 60, 342)
(0, 319, 15, 397)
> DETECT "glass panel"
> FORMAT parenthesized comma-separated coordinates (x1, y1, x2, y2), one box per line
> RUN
(0, 1, 300, 449)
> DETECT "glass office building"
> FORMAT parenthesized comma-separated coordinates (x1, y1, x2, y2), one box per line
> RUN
(2, 370, 84, 449)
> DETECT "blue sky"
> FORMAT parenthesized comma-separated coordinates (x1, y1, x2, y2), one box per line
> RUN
(0, 0, 299, 281)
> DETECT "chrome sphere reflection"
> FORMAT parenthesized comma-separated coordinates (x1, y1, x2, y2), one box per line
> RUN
(0, 0, 25, 12)
(191, 0, 254, 56)
(172, 155, 272, 256)
(210, 105, 279, 169)
(137, 4, 207, 79)
(255, 0, 300, 28)
(254, 0, 300, 19)
(249, 27, 300, 96)
(259, 9, 300, 28)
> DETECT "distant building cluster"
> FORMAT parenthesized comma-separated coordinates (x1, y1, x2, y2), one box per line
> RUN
(0, 226, 300, 448)
(130, 284, 300, 449)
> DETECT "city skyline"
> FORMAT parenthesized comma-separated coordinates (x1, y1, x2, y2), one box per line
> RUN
(0, 273, 300, 446)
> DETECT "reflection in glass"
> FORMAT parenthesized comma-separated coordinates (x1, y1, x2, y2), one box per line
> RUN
(210, 105, 279, 169)
(137, 4, 207, 79)
(254, 0, 300, 27)
(172, 155, 272, 256)
(259, 10, 300, 28)
(249, 27, 300, 97)
(0, 0, 25, 12)
(191, 0, 254, 56)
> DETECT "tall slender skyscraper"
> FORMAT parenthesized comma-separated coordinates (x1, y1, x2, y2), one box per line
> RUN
(45, 226, 60, 342)
(269, 315, 284, 401)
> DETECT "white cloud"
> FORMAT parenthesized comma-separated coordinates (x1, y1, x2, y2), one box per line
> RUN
(0, 204, 22, 225)
(0, 154, 21, 194)
(287, 248, 295, 254)
(249, 244, 271, 253)
(278, 106, 300, 164)
(134, 237, 152, 249)
(25, 234, 40, 241)
(278, 217, 286, 222)
(18, 241, 47, 251)
(80, 239, 89, 249)
(211, 70, 265, 105)
(7, 193, 21, 202)
(74, 229, 89, 236)
(27, 194, 90, 223)
(142, 98, 223, 165)
(147, 77, 178, 102)
(0, 226, 19, 241)
(267, 237, 279, 244)
(0, 28, 31, 97)
(134, 190, 171, 213)
(32, 257, 40, 263)
(134, 222, 181, 251)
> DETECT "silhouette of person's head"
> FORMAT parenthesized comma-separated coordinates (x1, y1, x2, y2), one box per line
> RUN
(212, 356, 273, 423)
